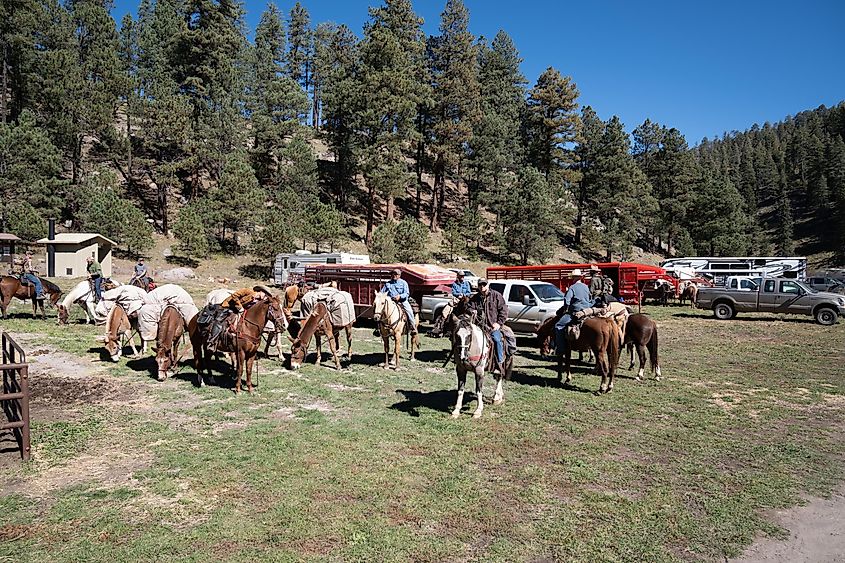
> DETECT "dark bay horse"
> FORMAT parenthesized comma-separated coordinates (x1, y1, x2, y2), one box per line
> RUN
(0, 276, 62, 319)
(190, 297, 287, 393)
(155, 306, 186, 382)
(289, 302, 344, 370)
(623, 313, 661, 381)
(557, 317, 620, 393)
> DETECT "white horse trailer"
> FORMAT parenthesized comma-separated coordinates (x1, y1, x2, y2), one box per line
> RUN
(660, 256, 807, 286)
(273, 251, 369, 286)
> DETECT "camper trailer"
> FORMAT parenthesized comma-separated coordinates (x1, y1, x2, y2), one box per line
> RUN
(660, 256, 807, 286)
(273, 251, 369, 286)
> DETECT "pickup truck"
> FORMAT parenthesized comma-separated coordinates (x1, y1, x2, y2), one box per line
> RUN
(696, 277, 845, 325)
(420, 279, 567, 334)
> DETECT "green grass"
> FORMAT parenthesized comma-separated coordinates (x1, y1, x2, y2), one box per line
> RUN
(1, 296, 845, 561)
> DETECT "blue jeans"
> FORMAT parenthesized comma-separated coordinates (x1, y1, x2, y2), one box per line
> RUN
(491, 329, 504, 364)
(23, 273, 44, 296)
(555, 313, 574, 356)
(92, 276, 103, 300)
(400, 300, 416, 331)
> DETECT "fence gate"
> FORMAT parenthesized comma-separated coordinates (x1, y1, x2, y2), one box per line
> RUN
(1, 331, 31, 461)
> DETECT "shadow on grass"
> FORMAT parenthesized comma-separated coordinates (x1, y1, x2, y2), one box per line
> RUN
(238, 263, 272, 281)
(390, 389, 457, 417)
(165, 255, 200, 268)
(671, 312, 817, 324)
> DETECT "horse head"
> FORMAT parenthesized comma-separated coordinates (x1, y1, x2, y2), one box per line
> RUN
(289, 337, 305, 370)
(266, 296, 289, 335)
(452, 314, 478, 364)
(372, 291, 388, 322)
(57, 304, 69, 325)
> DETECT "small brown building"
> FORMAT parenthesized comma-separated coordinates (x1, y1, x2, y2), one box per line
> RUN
(0, 233, 22, 268)
(35, 233, 115, 278)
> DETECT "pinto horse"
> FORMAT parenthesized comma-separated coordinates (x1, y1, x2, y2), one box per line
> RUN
(373, 291, 418, 369)
(449, 314, 512, 419)
(0, 276, 63, 319)
(557, 316, 620, 394)
(623, 313, 661, 382)
(289, 302, 350, 370)
(190, 296, 287, 393)
(57, 279, 120, 324)
(98, 304, 146, 362)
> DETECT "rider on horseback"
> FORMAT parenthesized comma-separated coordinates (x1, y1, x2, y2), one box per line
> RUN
(380, 268, 417, 335)
(130, 258, 151, 289)
(467, 279, 507, 373)
(431, 271, 473, 337)
(22, 250, 46, 301)
(87, 256, 103, 303)
(555, 269, 592, 356)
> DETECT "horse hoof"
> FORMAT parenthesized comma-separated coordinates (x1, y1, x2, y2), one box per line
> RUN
(655, 376, 661, 382)
(635, 376, 642, 382)
(493, 397, 504, 405)
(472, 411, 483, 419)
(451, 410, 461, 419)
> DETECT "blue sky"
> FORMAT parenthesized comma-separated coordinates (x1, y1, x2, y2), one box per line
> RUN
(112, 0, 845, 145)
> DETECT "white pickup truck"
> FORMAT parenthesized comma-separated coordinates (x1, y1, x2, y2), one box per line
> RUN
(420, 279, 566, 334)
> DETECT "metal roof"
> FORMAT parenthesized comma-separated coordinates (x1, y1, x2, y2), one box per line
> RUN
(35, 233, 117, 246)
(0, 233, 22, 242)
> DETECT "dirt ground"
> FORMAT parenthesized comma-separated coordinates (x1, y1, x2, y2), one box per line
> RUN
(732, 486, 845, 562)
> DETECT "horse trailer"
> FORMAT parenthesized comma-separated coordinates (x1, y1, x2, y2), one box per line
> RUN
(660, 256, 807, 286)
(273, 251, 369, 286)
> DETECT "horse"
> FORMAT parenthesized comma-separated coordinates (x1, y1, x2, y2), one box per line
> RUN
(130, 276, 154, 292)
(449, 313, 512, 419)
(155, 306, 186, 381)
(0, 276, 63, 319)
(190, 296, 287, 393)
(97, 303, 146, 362)
(429, 295, 469, 338)
(538, 302, 629, 360)
(655, 282, 674, 307)
(206, 287, 288, 361)
(623, 313, 661, 382)
(373, 291, 418, 369)
(289, 302, 350, 370)
(557, 316, 620, 394)
(57, 279, 120, 324)
(679, 282, 698, 308)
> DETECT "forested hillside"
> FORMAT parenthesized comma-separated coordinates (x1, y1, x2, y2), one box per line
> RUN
(1, 0, 843, 265)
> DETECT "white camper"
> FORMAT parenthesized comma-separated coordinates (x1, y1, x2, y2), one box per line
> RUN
(660, 256, 807, 286)
(273, 250, 370, 286)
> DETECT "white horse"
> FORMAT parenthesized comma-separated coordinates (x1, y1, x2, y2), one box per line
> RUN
(449, 314, 508, 419)
(58, 280, 122, 324)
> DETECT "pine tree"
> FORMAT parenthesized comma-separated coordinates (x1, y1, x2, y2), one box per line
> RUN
(526, 67, 580, 188)
(250, 201, 300, 257)
(394, 218, 430, 262)
(286, 1, 312, 104)
(273, 136, 318, 203)
(76, 169, 154, 253)
(303, 200, 345, 252)
(427, 0, 480, 230)
(205, 152, 267, 250)
(688, 172, 749, 255)
(501, 166, 558, 265)
(0, 0, 41, 123)
(651, 127, 697, 253)
(174, 202, 211, 258)
(773, 177, 795, 254)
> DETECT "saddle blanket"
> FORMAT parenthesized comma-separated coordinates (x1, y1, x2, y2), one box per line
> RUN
(300, 288, 355, 327)
(93, 285, 148, 325)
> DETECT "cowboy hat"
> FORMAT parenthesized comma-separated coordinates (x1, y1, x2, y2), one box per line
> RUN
(455, 271, 465, 277)
(589, 265, 600, 271)
(390, 268, 401, 275)
(569, 269, 583, 277)
(477, 278, 489, 286)
(253, 285, 274, 296)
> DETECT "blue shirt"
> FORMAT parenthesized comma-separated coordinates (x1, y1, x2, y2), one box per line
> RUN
(564, 280, 592, 313)
(380, 278, 410, 301)
(451, 280, 472, 297)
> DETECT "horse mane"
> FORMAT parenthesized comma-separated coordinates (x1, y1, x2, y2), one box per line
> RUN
(296, 302, 328, 347)
(288, 318, 302, 339)
(40, 278, 62, 293)
(105, 304, 126, 337)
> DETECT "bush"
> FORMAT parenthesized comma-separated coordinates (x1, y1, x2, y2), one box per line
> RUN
(173, 203, 210, 258)
(394, 218, 430, 263)
(76, 170, 154, 254)
(4, 201, 46, 242)
(369, 221, 397, 262)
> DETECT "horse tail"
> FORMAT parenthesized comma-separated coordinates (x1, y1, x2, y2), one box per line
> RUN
(647, 323, 659, 374)
(606, 319, 620, 377)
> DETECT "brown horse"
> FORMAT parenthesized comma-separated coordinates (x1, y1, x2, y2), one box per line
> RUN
(429, 295, 470, 338)
(98, 304, 146, 362)
(679, 282, 698, 308)
(557, 317, 620, 393)
(289, 302, 348, 370)
(155, 306, 186, 382)
(373, 291, 418, 369)
(623, 313, 661, 381)
(0, 276, 63, 319)
(190, 297, 287, 393)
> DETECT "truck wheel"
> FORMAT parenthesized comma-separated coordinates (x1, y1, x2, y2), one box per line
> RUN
(713, 302, 734, 320)
(815, 307, 838, 326)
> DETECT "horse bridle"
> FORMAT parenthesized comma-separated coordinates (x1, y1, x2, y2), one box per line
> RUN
(375, 295, 403, 331)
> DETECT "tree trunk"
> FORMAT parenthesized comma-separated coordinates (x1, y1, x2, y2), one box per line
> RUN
(366, 182, 375, 246)
(72, 134, 83, 185)
(158, 183, 168, 235)
(386, 194, 395, 223)
(1, 50, 7, 124)
(436, 163, 446, 230)
(415, 141, 423, 219)
(430, 155, 443, 232)
(574, 182, 586, 245)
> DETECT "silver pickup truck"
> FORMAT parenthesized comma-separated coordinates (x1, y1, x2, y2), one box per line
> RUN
(696, 278, 845, 325)
(420, 279, 566, 334)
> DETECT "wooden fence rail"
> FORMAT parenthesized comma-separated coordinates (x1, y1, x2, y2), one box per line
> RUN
(1, 331, 31, 461)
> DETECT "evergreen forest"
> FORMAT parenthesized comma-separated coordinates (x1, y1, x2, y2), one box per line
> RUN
(1, 0, 844, 265)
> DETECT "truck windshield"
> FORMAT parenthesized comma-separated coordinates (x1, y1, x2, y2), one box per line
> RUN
(531, 284, 565, 302)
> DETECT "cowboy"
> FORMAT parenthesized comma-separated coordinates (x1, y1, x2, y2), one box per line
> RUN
(87, 256, 103, 303)
(467, 279, 507, 371)
(555, 269, 592, 356)
(209, 286, 270, 347)
(380, 268, 416, 334)
(130, 258, 149, 286)
(588, 265, 604, 298)
(22, 250, 46, 300)
(441, 271, 473, 319)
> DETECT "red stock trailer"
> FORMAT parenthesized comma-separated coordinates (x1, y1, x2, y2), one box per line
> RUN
(304, 263, 456, 318)
(486, 262, 679, 304)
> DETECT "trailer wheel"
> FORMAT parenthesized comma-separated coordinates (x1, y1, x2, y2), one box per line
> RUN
(713, 302, 735, 321)
(815, 307, 838, 326)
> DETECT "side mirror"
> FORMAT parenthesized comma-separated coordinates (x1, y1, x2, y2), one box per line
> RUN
(522, 295, 535, 306)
